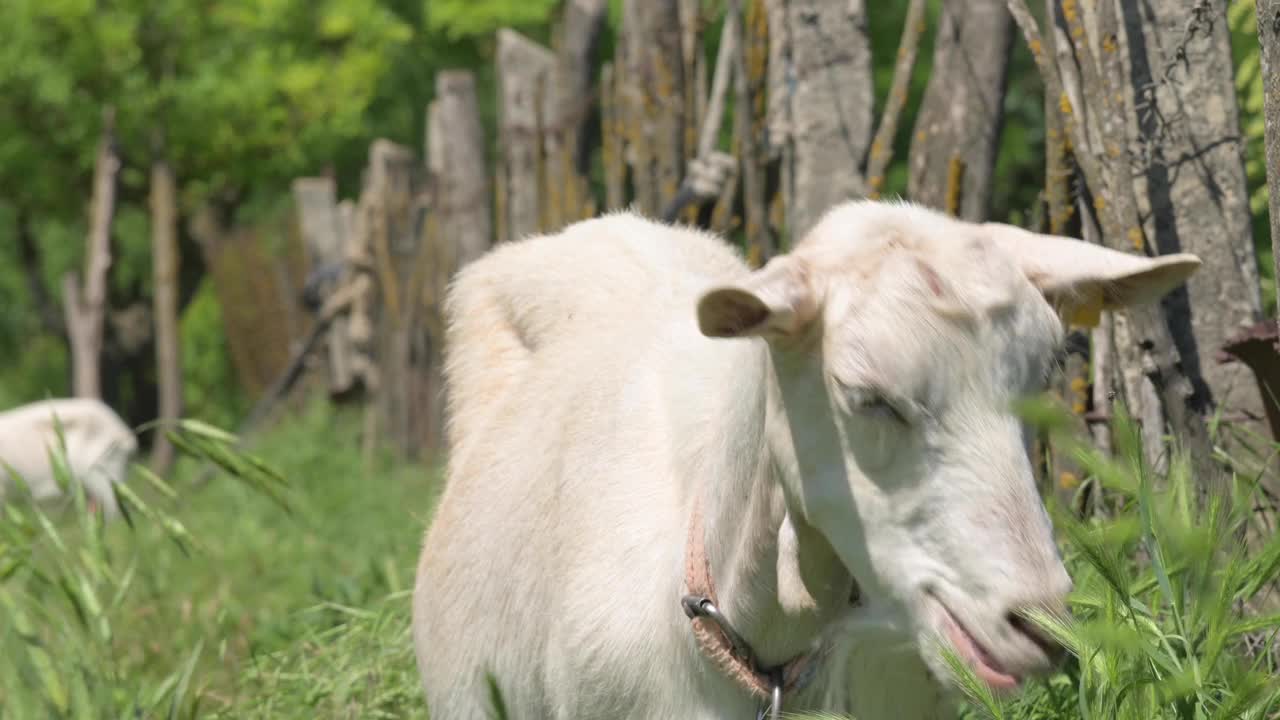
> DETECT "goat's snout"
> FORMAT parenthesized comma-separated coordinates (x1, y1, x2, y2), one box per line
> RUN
(1004, 605, 1068, 668)
(1000, 572, 1072, 672)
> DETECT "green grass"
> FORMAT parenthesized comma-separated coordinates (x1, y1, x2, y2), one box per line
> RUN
(4, 394, 1280, 719)
(0, 398, 439, 718)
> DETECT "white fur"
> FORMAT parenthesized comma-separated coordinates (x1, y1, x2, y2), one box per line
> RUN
(412, 200, 1200, 719)
(0, 398, 137, 518)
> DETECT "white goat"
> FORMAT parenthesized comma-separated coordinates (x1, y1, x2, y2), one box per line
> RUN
(0, 397, 137, 519)
(412, 200, 1200, 719)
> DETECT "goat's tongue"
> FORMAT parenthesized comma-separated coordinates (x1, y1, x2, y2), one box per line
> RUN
(942, 613, 1020, 692)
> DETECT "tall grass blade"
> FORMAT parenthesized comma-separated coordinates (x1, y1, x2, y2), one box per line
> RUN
(169, 639, 205, 720)
(940, 644, 1004, 719)
(484, 671, 511, 720)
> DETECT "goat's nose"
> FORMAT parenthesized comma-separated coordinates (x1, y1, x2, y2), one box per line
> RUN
(1003, 573, 1072, 669)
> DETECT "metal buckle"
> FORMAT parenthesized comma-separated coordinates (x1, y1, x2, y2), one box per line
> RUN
(681, 595, 754, 665)
(684, 595, 785, 720)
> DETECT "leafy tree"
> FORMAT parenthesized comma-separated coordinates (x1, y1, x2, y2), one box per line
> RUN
(428, 0, 564, 40)
(0, 0, 486, 421)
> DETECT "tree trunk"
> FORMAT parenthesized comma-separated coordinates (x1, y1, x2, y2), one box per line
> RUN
(497, 29, 556, 243)
(1118, 1, 1265, 464)
(64, 107, 119, 400)
(1257, 0, 1280, 320)
(148, 133, 182, 473)
(773, 0, 874, 239)
(623, 0, 687, 216)
(907, 0, 1013, 221)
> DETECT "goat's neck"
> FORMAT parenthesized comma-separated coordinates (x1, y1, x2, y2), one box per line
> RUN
(696, 346, 852, 666)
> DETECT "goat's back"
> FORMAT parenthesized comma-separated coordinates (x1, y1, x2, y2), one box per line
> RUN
(440, 211, 749, 459)
(0, 398, 137, 504)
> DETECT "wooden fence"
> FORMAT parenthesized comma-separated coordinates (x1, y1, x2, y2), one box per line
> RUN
(199, 0, 1272, 492)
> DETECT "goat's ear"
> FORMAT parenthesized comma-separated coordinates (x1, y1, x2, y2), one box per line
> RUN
(983, 222, 1201, 324)
(697, 257, 817, 338)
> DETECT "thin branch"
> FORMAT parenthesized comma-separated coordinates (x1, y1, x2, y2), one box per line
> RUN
(866, 0, 926, 197)
(661, 0, 741, 223)
(1006, 0, 1106, 212)
(699, 1, 740, 160)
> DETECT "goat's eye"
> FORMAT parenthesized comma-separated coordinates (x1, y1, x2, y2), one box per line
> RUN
(833, 380, 917, 425)
(860, 393, 909, 425)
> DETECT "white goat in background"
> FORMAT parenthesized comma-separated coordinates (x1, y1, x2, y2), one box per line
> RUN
(0, 397, 138, 519)
(412, 200, 1200, 719)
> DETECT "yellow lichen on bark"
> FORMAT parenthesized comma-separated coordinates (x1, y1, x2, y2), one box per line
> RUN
(1128, 226, 1144, 250)
(945, 156, 965, 216)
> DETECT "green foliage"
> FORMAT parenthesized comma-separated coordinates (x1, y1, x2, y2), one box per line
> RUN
(1229, 0, 1275, 316)
(0, 0, 419, 214)
(954, 399, 1280, 720)
(427, 0, 562, 40)
(180, 280, 246, 431)
(0, 335, 68, 411)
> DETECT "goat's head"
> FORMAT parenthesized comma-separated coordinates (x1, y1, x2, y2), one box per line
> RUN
(696, 200, 1200, 693)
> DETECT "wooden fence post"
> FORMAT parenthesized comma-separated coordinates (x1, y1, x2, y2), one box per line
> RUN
(907, 0, 1013, 221)
(64, 107, 120, 400)
(497, 30, 555, 243)
(149, 131, 182, 473)
(768, 0, 874, 241)
(737, 0, 772, 259)
(364, 139, 423, 458)
(548, 0, 608, 226)
(623, 0, 687, 216)
(293, 177, 356, 397)
(600, 61, 627, 211)
(425, 70, 491, 451)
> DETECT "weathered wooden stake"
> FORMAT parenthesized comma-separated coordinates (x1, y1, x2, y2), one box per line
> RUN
(64, 107, 120, 400)
(908, 0, 1013, 221)
(149, 130, 182, 473)
(497, 30, 556, 242)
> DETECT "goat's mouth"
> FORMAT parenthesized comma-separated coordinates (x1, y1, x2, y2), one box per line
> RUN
(930, 598, 1022, 693)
